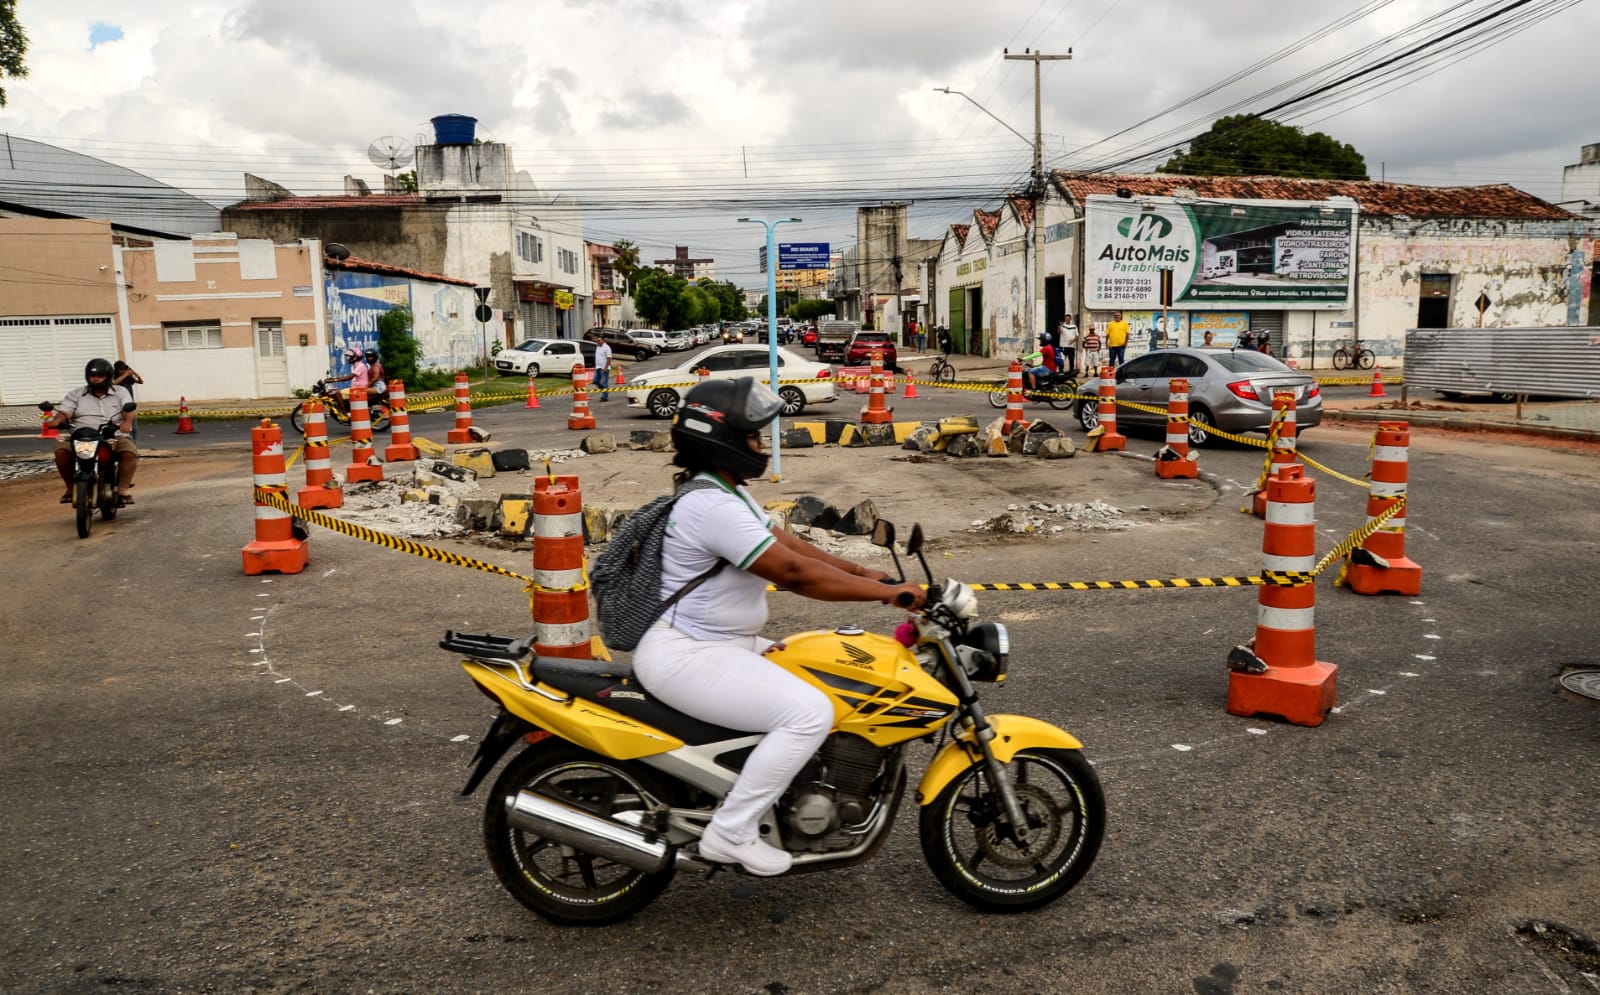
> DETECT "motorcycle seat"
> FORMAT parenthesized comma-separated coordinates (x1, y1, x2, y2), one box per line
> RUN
(533, 657, 748, 747)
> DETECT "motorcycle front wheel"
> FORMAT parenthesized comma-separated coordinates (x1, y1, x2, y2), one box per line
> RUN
(483, 742, 677, 926)
(919, 748, 1104, 913)
(987, 386, 1009, 409)
(74, 479, 92, 539)
(369, 404, 392, 433)
(288, 403, 307, 435)
(1047, 381, 1078, 410)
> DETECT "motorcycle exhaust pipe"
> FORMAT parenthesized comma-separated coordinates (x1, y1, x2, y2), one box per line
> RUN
(503, 789, 676, 874)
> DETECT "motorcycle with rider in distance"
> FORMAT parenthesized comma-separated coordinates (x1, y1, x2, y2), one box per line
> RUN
(288, 375, 390, 435)
(442, 520, 1105, 925)
(39, 399, 137, 539)
(987, 370, 1080, 410)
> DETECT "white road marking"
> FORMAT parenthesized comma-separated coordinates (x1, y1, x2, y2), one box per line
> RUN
(1247, 728, 1268, 736)
(1172, 744, 1193, 752)
(1423, 634, 1442, 640)
(1415, 654, 1436, 661)
(385, 718, 403, 726)
(306, 690, 323, 697)
(451, 735, 471, 742)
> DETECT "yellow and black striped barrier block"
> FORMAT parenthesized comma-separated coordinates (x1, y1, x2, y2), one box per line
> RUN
(252, 487, 535, 583)
(1313, 373, 1404, 386)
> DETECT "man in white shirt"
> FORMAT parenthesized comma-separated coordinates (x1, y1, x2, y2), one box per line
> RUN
(593, 338, 614, 401)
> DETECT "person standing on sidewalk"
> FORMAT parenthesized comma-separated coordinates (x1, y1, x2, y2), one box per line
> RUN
(1080, 324, 1103, 375)
(1057, 314, 1077, 374)
(1106, 312, 1130, 368)
(593, 338, 613, 401)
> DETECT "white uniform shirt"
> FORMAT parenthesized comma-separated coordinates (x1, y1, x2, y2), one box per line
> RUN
(658, 473, 775, 640)
(57, 385, 133, 436)
(594, 341, 613, 371)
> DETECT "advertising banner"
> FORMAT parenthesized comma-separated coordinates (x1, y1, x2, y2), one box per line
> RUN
(324, 271, 410, 376)
(1085, 195, 1356, 310)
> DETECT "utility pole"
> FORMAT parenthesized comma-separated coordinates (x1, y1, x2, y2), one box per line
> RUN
(1004, 48, 1071, 346)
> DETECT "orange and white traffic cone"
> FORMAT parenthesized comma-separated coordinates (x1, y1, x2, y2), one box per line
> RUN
(524, 369, 541, 409)
(175, 396, 197, 435)
(902, 367, 919, 399)
(447, 372, 474, 444)
(861, 351, 893, 425)
(1346, 420, 1422, 596)
(345, 387, 383, 484)
(1091, 365, 1125, 451)
(1252, 391, 1299, 518)
(568, 365, 597, 430)
(532, 475, 593, 660)
(1155, 377, 1199, 479)
(1001, 360, 1027, 436)
(242, 419, 309, 576)
(1226, 463, 1337, 727)
(1369, 369, 1387, 397)
(295, 399, 343, 510)
(383, 380, 418, 462)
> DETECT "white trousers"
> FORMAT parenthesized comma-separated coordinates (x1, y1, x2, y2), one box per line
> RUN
(632, 624, 833, 843)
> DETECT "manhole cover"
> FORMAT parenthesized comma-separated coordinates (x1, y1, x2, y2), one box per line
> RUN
(1558, 669, 1600, 701)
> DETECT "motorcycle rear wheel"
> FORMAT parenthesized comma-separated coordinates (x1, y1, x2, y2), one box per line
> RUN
(919, 748, 1104, 912)
(1047, 381, 1078, 410)
(483, 742, 677, 926)
(369, 404, 392, 433)
(289, 403, 307, 435)
(74, 480, 92, 539)
(987, 386, 1008, 409)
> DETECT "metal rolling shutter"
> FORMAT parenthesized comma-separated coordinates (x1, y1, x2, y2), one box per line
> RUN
(1249, 311, 1284, 352)
(0, 315, 116, 404)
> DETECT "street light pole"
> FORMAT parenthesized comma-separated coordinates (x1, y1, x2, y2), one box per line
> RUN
(738, 216, 800, 481)
(1005, 49, 1071, 348)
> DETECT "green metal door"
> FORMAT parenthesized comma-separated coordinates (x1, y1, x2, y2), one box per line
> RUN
(948, 289, 966, 354)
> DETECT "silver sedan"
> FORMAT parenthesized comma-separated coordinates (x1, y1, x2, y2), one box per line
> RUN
(1076, 347, 1323, 446)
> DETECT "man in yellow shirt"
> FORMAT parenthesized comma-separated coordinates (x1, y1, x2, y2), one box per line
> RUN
(1105, 312, 1131, 368)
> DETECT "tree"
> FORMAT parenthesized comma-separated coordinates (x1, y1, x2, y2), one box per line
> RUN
(791, 299, 835, 322)
(377, 305, 420, 385)
(1, 0, 28, 107)
(701, 280, 745, 322)
(633, 268, 692, 329)
(394, 170, 418, 192)
(611, 239, 642, 295)
(1159, 115, 1368, 181)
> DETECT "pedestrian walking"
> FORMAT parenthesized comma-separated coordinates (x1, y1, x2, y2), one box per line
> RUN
(593, 338, 614, 401)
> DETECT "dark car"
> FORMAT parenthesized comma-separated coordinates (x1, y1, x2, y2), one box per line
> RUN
(1076, 347, 1323, 447)
(845, 331, 898, 369)
(584, 326, 657, 360)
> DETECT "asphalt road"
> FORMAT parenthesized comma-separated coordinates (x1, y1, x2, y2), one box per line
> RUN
(1, 397, 1597, 994)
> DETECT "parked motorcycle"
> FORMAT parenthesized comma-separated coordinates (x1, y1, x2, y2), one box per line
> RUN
(442, 520, 1104, 925)
(288, 377, 391, 435)
(39, 400, 136, 539)
(987, 371, 1080, 410)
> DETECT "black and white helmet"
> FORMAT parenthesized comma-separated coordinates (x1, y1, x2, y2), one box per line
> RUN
(671, 377, 782, 482)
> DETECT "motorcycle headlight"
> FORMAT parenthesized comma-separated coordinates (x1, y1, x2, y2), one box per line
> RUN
(956, 622, 1010, 683)
(73, 439, 98, 459)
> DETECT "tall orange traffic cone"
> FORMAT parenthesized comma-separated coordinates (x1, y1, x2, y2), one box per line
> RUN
(567, 365, 596, 430)
(1368, 369, 1387, 398)
(175, 397, 197, 435)
(242, 419, 309, 576)
(524, 370, 541, 409)
(447, 372, 474, 444)
(1226, 462, 1337, 727)
(860, 351, 894, 425)
(902, 367, 919, 399)
(532, 475, 593, 660)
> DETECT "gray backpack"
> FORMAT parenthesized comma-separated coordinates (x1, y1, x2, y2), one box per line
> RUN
(590, 478, 726, 651)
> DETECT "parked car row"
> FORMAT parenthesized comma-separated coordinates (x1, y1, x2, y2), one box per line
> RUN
(626, 344, 837, 419)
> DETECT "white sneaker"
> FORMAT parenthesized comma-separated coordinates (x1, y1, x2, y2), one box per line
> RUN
(698, 824, 792, 876)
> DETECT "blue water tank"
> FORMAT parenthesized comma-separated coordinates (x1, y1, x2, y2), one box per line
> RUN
(431, 114, 477, 145)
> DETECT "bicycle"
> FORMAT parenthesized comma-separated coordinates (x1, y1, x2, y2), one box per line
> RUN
(1332, 340, 1375, 370)
(926, 352, 957, 383)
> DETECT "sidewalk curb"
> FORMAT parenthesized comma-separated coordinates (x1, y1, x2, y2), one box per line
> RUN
(1325, 409, 1599, 443)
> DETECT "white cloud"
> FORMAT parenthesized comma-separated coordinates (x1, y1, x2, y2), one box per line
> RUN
(6, 0, 1595, 285)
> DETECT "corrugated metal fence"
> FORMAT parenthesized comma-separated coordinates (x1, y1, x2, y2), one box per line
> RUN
(1404, 327, 1600, 399)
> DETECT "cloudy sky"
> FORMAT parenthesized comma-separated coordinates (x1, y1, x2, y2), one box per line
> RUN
(4, 0, 1594, 288)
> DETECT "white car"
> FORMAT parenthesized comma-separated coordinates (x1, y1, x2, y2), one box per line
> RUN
(664, 329, 692, 351)
(627, 344, 837, 418)
(493, 338, 598, 377)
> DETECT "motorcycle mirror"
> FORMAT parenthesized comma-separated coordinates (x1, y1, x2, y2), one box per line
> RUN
(906, 524, 924, 555)
(870, 519, 895, 548)
(37, 401, 54, 412)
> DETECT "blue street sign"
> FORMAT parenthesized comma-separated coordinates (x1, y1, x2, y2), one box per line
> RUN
(778, 242, 830, 270)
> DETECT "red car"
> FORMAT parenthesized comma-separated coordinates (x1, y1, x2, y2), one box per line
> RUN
(801, 326, 819, 346)
(844, 331, 897, 368)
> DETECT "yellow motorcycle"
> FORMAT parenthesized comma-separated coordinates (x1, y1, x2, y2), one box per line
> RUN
(443, 521, 1104, 924)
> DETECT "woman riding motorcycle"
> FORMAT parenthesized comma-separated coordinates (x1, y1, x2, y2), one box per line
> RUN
(630, 377, 926, 876)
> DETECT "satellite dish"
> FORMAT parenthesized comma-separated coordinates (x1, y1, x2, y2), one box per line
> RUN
(367, 136, 415, 172)
(326, 243, 351, 260)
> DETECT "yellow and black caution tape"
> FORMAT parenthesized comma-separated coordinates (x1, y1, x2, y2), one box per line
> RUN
(1320, 496, 1405, 579)
(253, 487, 535, 584)
(969, 576, 1265, 591)
(1314, 374, 1404, 386)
